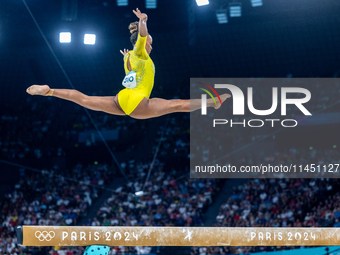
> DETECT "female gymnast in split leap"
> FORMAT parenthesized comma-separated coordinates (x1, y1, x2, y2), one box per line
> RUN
(26, 8, 230, 119)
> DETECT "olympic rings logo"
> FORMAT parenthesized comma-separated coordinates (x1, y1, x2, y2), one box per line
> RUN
(35, 231, 56, 241)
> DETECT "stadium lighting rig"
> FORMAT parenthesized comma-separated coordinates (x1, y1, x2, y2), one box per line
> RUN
(146, 0, 157, 9)
(84, 34, 96, 45)
(251, 0, 263, 7)
(216, 9, 228, 24)
(59, 32, 71, 43)
(196, 0, 209, 6)
(116, 0, 128, 6)
(229, 2, 242, 17)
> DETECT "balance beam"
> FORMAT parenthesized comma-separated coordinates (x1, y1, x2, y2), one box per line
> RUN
(17, 226, 340, 246)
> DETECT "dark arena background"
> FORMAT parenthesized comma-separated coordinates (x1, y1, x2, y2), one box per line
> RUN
(1, 0, 340, 254)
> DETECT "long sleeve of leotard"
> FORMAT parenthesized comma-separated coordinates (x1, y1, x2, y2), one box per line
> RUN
(133, 34, 149, 60)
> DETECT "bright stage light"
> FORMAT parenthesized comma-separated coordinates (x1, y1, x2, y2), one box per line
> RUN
(84, 34, 96, 45)
(251, 0, 263, 7)
(229, 4, 242, 17)
(135, 191, 145, 196)
(216, 10, 228, 24)
(146, 0, 157, 9)
(117, 0, 128, 6)
(196, 0, 209, 6)
(59, 32, 71, 43)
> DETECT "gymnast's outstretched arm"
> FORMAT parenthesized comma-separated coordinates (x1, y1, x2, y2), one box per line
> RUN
(133, 8, 148, 37)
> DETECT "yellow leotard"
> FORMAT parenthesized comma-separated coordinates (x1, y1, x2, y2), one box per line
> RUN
(118, 34, 155, 115)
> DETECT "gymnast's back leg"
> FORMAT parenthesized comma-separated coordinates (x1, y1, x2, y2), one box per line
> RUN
(26, 85, 125, 116)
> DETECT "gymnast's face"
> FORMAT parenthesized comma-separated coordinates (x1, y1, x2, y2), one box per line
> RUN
(145, 35, 153, 55)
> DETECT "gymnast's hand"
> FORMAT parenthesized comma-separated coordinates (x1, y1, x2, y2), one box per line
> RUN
(120, 49, 129, 56)
(133, 8, 147, 24)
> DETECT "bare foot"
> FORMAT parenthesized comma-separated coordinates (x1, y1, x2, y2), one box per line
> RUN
(215, 93, 231, 109)
(26, 85, 50, 96)
(207, 93, 231, 109)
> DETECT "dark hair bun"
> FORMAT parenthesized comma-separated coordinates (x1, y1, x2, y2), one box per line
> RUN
(129, 21, 139, 34)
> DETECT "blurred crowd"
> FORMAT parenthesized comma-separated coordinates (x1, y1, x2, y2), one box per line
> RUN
(0, 96, 143, 160)
(0, 155, 223, 254)
(88, 159, 221, 254)
(158, 115, 189, 157)
(192, 147, 340, 255)
(0, 163, 113, 254)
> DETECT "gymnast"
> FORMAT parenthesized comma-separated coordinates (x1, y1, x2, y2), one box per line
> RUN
(26, 8, 230, 119)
